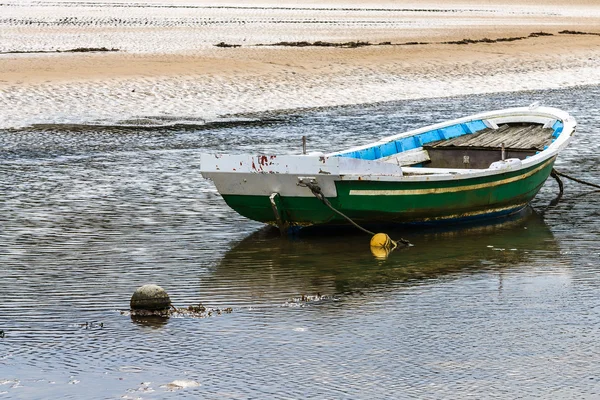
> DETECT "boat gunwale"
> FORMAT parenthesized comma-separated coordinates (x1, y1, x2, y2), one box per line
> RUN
(327, 106, 575, 183)
(200, 106, 575, 187)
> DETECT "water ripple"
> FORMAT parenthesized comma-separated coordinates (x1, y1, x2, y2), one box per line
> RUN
(1, 87, 600, 398)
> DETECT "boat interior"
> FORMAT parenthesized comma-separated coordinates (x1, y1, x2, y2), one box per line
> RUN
(335, 119, 563, 170)
(399, 123, 555, 169)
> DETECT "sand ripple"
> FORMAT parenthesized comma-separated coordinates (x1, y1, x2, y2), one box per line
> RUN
(1, 0, 600, 128)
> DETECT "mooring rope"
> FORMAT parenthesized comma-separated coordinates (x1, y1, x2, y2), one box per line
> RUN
(550, 169, 564, 196)
(297, 168, 598, 248)
(301, 181, 411, 246)
(552, 169, 600, 190)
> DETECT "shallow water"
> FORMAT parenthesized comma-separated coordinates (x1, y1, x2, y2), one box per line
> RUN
(1, 87, 599, 399)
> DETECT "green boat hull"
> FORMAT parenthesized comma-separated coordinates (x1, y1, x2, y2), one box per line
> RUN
(222, 157, 556, 227)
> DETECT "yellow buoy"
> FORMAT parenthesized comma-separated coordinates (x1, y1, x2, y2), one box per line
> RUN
(370, 245, 391, 260)
(370, 233, 392, 248)
(370, 233, 398, 259)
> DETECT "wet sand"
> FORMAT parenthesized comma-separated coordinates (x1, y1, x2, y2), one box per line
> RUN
(1, 0, 600, 127)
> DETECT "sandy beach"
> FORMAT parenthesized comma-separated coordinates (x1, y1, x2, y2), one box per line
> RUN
(1, 0, 600, 128)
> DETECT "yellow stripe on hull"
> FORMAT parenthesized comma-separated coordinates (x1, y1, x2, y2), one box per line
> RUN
(349, 158, 554, 196)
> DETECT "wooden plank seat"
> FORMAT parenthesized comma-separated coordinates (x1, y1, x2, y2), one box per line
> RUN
(381, 148, 431, 166)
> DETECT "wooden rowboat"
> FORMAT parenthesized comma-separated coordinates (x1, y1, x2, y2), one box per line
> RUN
(200, 106, 575, 233)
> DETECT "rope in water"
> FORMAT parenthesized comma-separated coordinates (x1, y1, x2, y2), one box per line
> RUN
(301, 181, 411, 246)
(552, 169, 600, 190)
(550, 169, 564, 196)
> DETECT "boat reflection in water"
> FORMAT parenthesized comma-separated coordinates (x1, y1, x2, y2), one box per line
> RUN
(206, 207, 559, 307)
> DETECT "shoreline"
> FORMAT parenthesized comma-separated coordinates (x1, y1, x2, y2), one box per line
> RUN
(1, 1, 600, 128)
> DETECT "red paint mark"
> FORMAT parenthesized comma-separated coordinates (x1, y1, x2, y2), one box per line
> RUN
(253, 156, 266, 172)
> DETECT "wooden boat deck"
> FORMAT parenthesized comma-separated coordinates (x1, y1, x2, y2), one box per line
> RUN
(418, 123, 555, 169)
(427, 124, 554, 150)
